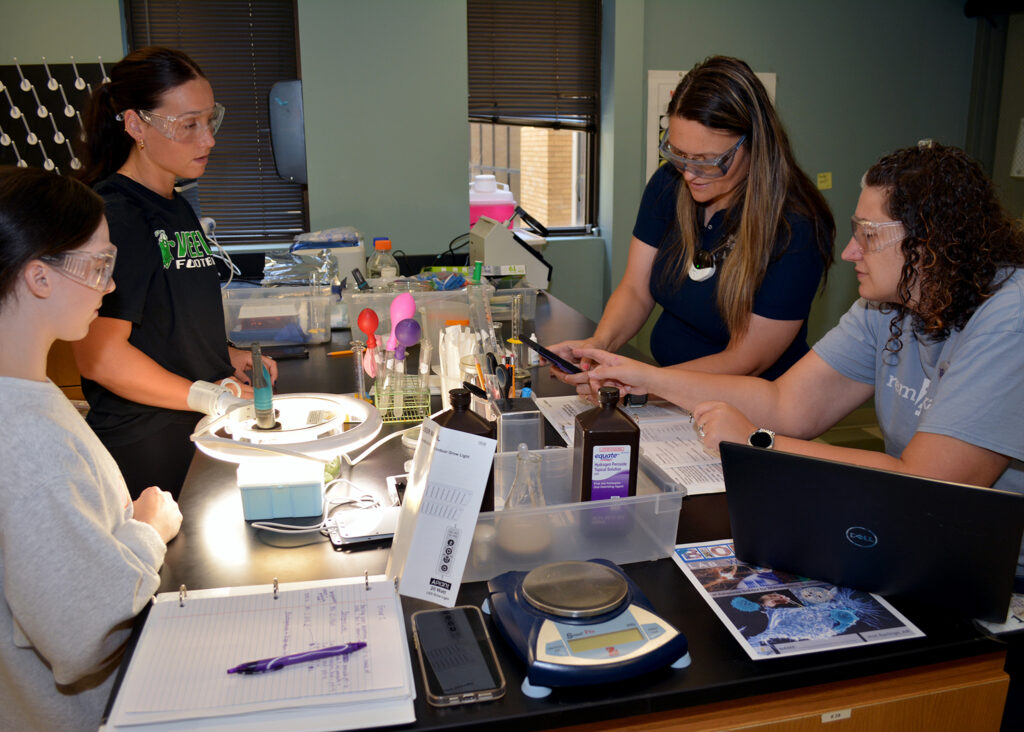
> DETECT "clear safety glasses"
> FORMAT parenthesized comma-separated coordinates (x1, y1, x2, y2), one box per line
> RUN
(659, 134, 746, 179)
(850, 215, 906, 253)
(137, 102, 225, 143)
(41, 249, 117, 292)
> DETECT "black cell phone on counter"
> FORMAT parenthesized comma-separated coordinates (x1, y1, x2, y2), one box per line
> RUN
(411, 606, 506, 707)
(261, 345, 309, 360)
(521, 336, 583, 374)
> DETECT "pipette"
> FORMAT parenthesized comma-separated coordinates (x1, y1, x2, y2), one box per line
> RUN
(392, 318, 421, 416)
(387, 292, 416, 351)
(357, 308, 380, 377)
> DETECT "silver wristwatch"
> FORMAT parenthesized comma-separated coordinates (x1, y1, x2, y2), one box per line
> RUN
(747, 427, 775, 449)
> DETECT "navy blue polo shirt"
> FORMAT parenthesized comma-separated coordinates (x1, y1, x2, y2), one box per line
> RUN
(633, 164, 824, 380)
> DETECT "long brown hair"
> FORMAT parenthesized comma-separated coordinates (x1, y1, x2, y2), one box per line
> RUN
(660, 56, 834, 336)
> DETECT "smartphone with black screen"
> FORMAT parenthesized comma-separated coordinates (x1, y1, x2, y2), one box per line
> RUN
(411, 606, 506, 707)
(261, 344, 309, 360)
(521, 336, 583, 374)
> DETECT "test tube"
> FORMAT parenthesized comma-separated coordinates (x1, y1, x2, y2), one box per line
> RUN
(250, 342, 277, 430)
(350, 340, 368, 400)
(418, 339, 433, 395)
(509, 293, 526, 369)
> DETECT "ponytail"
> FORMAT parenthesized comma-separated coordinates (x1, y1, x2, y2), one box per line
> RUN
(77, 81, 134, 186)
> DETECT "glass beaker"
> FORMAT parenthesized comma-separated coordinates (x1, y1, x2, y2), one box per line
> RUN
(506, 443, 545, 509)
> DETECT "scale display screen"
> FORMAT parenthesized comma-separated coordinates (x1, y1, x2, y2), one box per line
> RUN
(566, 626, 644, 654)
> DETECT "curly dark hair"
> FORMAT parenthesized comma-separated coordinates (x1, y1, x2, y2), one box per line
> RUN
(864, 142, 1024, 352)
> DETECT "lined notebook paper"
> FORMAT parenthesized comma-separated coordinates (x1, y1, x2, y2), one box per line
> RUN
(105, 576, 415, 731)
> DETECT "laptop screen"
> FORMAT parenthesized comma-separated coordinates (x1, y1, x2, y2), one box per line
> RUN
(720, 442, 1024, 622)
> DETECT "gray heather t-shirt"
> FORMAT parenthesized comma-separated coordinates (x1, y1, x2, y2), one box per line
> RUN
(813, 268, 1024, 578)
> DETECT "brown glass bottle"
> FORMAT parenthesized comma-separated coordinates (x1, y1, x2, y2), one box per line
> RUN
(572, 386, 640, 501)
(433, 388, 497, 511)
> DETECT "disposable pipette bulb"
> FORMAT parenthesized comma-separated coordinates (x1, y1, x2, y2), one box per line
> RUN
(250, 342, 276, 430)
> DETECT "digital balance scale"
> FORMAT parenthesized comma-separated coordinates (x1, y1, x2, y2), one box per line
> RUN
(484, 559, 690, 698)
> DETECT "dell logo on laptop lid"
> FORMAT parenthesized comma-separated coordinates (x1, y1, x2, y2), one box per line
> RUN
(845, 527, 878, 548)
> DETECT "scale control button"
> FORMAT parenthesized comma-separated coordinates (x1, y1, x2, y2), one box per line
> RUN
(642, 623, 665, 639)
(544, 641, 569, 657)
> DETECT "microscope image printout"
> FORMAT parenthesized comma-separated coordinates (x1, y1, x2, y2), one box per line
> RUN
(387, 419, 497, 606)
(673, 541, 923, 660)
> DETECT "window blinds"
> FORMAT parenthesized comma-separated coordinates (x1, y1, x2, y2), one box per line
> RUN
(467, 0, 601, 131)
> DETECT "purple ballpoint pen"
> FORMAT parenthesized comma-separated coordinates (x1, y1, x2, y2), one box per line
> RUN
(227, 641, 367, 675)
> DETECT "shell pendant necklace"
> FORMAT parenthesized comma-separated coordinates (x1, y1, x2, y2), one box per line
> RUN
(688, 234, 736, 282)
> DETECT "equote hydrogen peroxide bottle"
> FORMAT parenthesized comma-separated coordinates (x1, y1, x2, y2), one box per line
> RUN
(572, 385, 640, 502)
(366, 237, 399, 280)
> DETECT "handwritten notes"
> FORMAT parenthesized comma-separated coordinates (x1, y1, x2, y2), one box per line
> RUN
(108, 576, 414, 729)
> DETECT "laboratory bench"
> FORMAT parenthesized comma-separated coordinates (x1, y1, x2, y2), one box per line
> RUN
(118, 292, 1016, 731)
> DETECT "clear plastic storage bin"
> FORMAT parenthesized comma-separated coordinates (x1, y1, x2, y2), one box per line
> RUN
(489, 287, 537, 321)
(346, 286, 496, 368)
(461, 447, 685, 582)
(222, 286, 331, 346)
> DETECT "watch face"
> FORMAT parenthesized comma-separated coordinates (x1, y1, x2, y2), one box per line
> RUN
(749, 429, 773, 448)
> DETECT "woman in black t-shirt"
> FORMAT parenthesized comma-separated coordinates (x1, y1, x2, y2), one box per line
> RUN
(74, 47, 276, 499)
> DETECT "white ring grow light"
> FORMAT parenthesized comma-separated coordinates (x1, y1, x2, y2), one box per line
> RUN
(191, 393, 382, 464)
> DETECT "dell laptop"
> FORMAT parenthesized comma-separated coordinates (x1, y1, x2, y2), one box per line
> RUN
(719, 442, 1024, 622)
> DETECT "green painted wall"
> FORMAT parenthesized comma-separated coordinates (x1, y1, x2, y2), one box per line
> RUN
(0, 0, 123, 59)
(993, 15, 1024, 219)
(296, 0, 469, 262)
(599, 0, 647, 309)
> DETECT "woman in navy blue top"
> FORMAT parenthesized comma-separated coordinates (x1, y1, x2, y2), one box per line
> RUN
(550, 56, 834, 390)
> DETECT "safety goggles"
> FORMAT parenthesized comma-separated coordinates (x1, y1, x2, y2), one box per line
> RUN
(659, 134, 746, 179)
(850, 215, 905, 253)
(136, 102, 225, 143)
(41, 249, 117, 292)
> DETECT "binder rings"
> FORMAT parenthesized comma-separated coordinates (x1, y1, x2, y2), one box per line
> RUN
(104, 574, 415, 731)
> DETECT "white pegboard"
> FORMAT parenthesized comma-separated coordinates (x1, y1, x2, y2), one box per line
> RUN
(0, 57, 107, 174)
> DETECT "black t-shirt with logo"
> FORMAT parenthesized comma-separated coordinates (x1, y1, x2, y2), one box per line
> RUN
(84, 174, 234, 446)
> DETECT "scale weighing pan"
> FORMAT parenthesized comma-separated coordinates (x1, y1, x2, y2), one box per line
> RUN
(484, 559, 690, 698)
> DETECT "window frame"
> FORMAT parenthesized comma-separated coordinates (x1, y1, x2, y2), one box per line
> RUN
(467, 0, 601, 234)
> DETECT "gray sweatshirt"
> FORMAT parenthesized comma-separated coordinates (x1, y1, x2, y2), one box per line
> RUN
(0, 378, 166, 731)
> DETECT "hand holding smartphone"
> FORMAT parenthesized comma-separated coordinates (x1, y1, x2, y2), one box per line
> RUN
(521, 336, 583, 374)
(411, 606, 506, 707)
